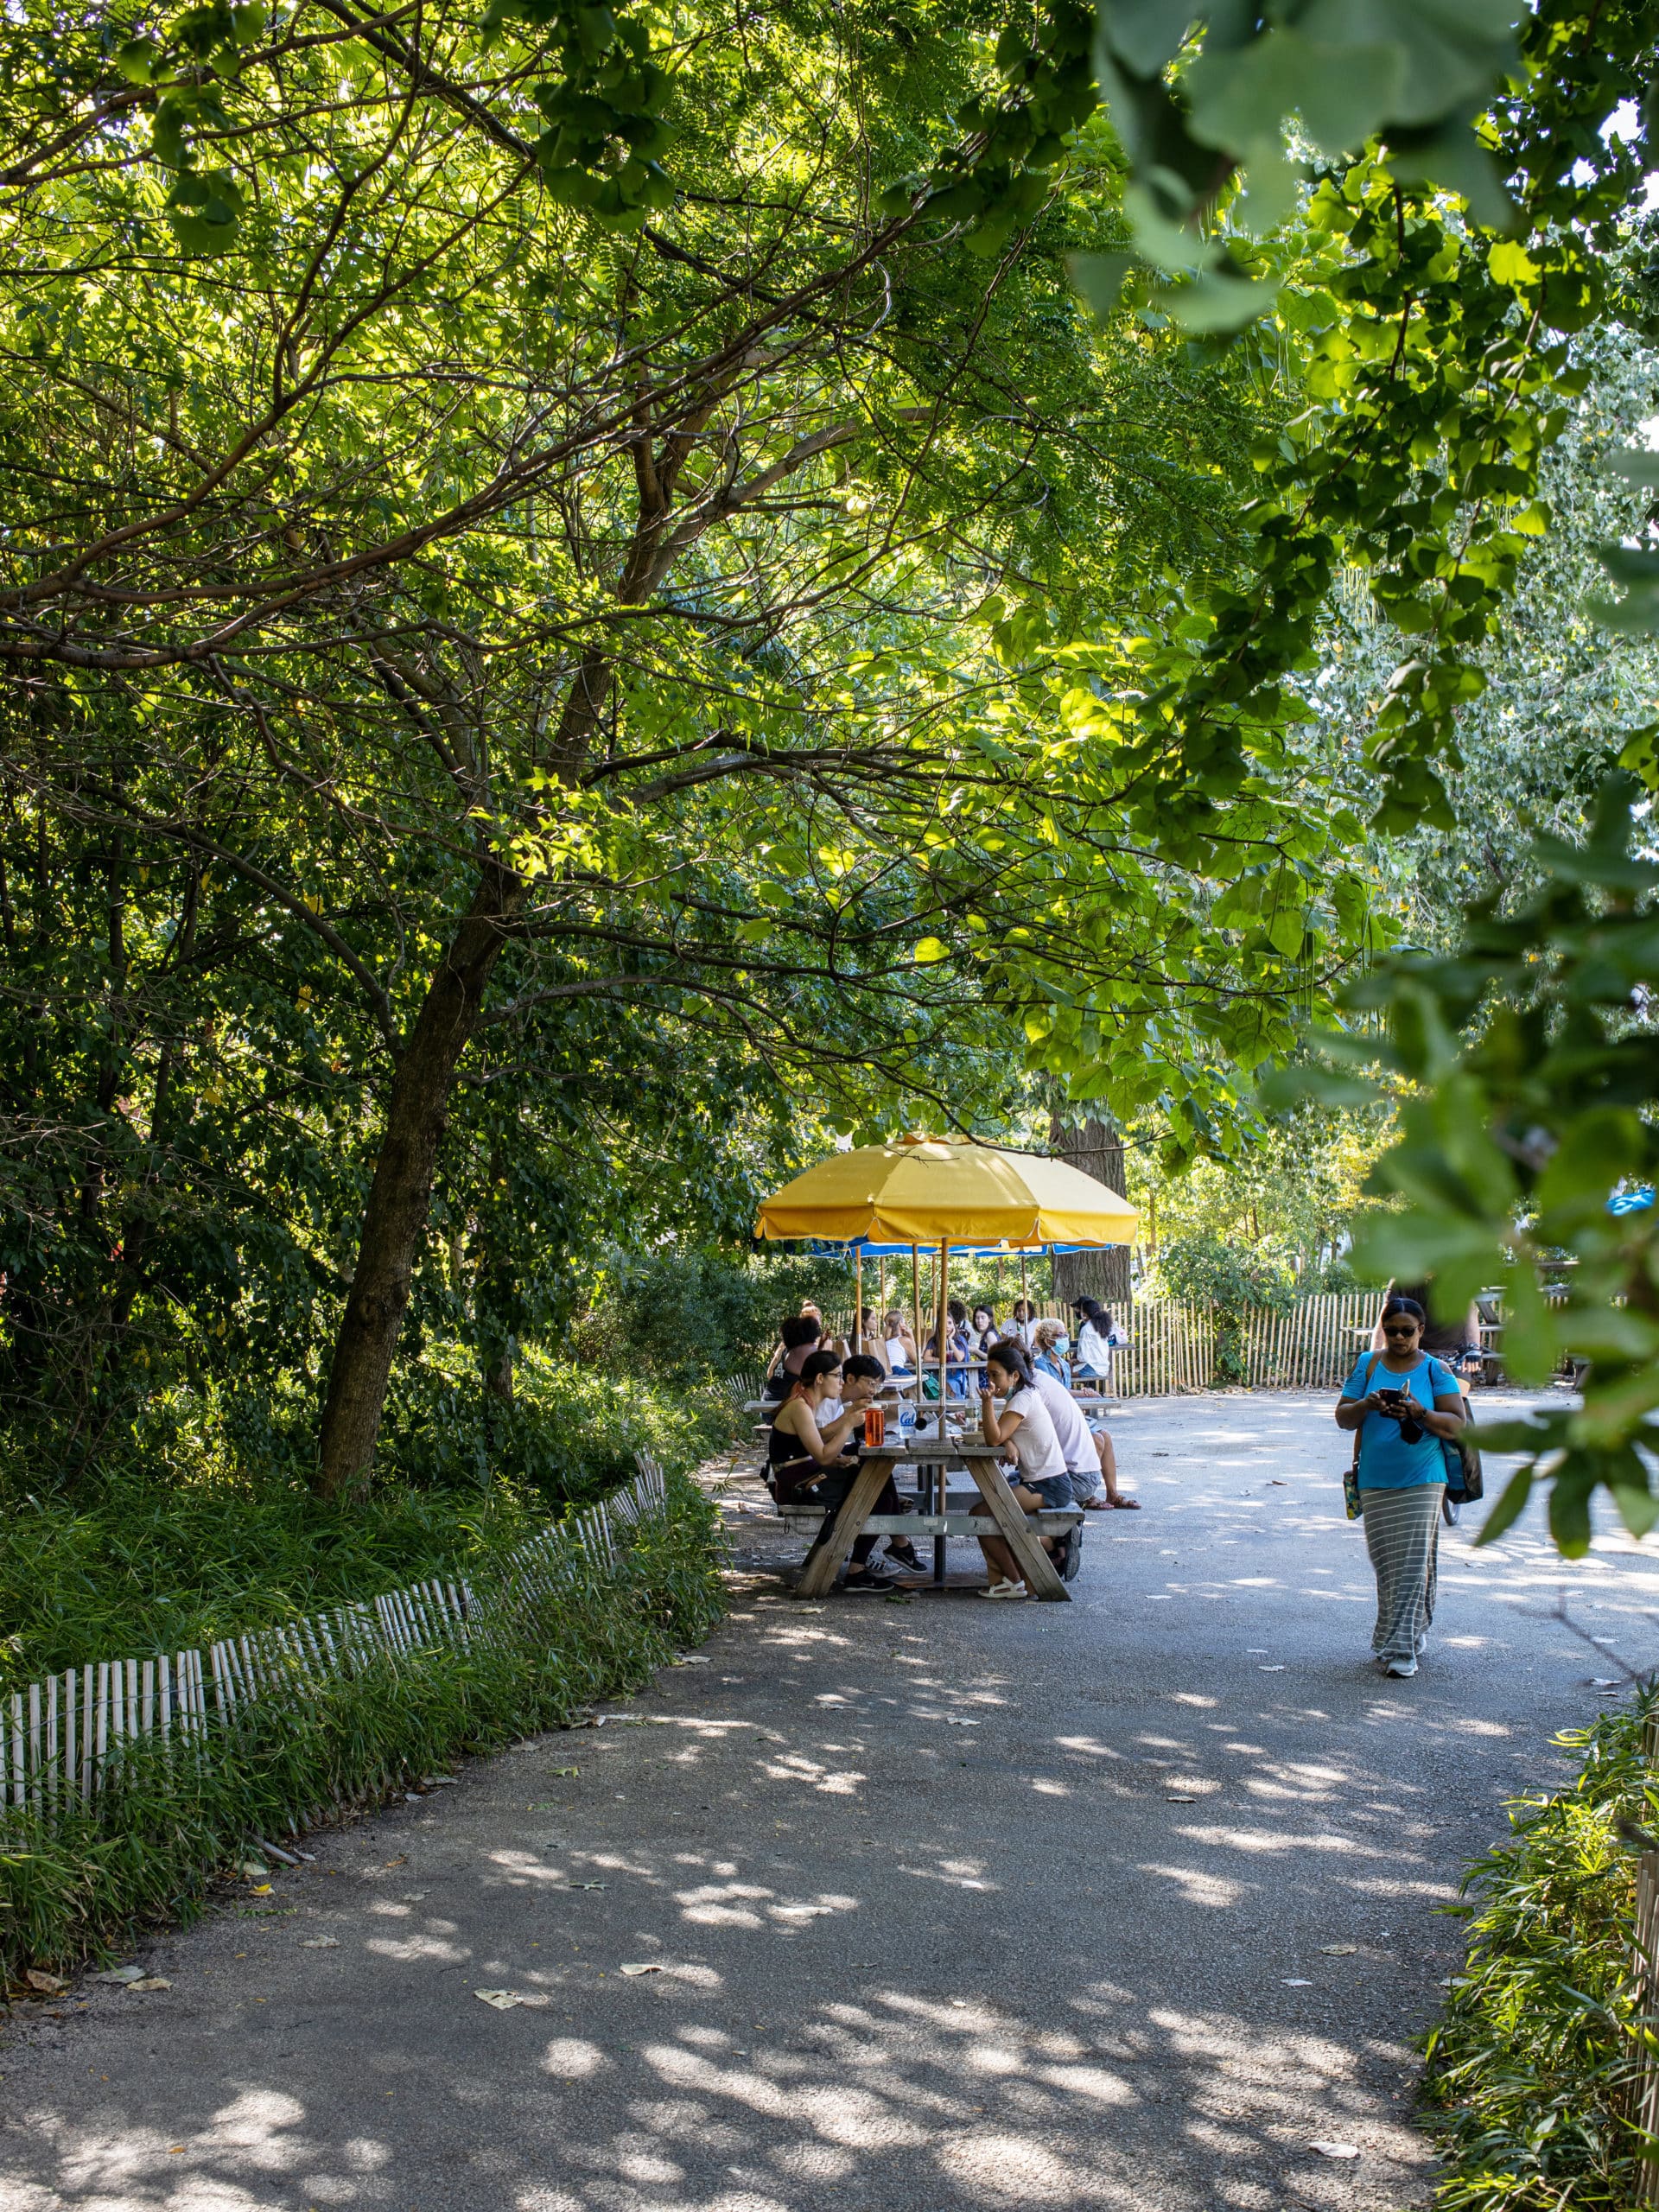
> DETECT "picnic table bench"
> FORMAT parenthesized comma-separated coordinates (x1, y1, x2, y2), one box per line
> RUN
(789, 1438, 1078, 1602)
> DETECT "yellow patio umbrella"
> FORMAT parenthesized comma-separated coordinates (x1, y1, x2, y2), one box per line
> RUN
(754, 1132, 1139, 1249)
(757, 1132, 1137, 1427)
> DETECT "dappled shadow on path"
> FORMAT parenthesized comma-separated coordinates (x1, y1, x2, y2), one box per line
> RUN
(10, 1387, 1634, 2212)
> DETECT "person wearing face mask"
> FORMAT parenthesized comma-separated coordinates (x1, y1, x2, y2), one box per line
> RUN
(1031, 1319, 1072, 1387)
(1337, 1295, 1465, 1677)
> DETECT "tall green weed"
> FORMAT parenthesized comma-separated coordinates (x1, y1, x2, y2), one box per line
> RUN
(1425, 1694, 1656, 2209)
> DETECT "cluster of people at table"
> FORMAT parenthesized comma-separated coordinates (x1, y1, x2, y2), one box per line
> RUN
(761, 1301, 1137, 1593)
(803, 1295, 1127, 1393)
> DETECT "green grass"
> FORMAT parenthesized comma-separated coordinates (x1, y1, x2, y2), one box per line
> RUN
(0, 1357, 732, 1690)
(0, 1474, 727, 1979)
(1424, 1693, 1656, 2209)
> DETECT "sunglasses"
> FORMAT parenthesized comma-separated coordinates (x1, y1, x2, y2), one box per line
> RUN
(1382, 1325, 1419, 1338)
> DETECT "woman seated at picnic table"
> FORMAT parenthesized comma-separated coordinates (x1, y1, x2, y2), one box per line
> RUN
(925, 1300, 974, 1395)
(1031, 1319, 1072, 1387)
(973, 1340, 1075, 1599)
(764, 1312, 823, 1397)
(1071, 1297, 1124, 1385)
(1024, 1338, 1139, 1510)
(853, 1309, 892, 1371)
(1008, 1298, 1039, 1349)
(883, 1309, 917, 1375)
(766, 1351, 928, 1590)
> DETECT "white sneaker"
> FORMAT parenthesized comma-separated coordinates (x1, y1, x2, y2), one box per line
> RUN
(979, 1578, 1027, 1600)
(1385, 1658, 1418, 1678)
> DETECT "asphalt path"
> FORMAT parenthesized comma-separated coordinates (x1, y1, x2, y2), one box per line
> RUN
(4, 1389, 1657, 2212)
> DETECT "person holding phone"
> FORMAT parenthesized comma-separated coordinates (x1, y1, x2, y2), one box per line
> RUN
(1336, 1296, 1465, 1677)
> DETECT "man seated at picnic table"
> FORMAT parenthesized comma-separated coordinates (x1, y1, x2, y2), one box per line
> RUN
(1023, 1340, 1138, 1510)
(973, 1340, 1076, 1599)
(766, 1351, 929, 1591)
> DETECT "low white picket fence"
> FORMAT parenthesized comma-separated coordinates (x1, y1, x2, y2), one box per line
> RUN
(1, 1455, 668, 1821)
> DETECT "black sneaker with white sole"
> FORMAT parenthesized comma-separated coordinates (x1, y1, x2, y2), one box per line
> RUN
(842, 1561, 906, 1592)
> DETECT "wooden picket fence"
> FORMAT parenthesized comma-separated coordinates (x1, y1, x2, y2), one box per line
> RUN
(1108, 1301, 1217, 1396)
(768, 1292, 1385, 1397)
(0, 1454, 667, 1825)
(1240, 1294, 1378, 1390)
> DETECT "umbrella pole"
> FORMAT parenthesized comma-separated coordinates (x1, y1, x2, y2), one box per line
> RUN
(879, 1257, 887, 1347)
(1020, 1250, 1029, 1332)
(855, 1247, 862, 1355)
(911, 1245, 922, 1399)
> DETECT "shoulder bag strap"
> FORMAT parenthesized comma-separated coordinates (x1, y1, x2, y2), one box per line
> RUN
(1351, 1353, 1382, 1471)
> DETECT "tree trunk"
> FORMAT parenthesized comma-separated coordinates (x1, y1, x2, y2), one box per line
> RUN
(1048, 1114, 1133, 1309)
(314, 861, 524, 1501)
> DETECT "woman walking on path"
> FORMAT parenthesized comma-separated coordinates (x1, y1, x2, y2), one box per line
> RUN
(1336, 1297, 1465, 1678)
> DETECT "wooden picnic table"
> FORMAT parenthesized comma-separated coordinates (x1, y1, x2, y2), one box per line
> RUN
(794, 1437, 1074, 1603)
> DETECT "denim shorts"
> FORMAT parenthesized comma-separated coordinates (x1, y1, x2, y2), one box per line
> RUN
(1016, 1473, 1075, 1510)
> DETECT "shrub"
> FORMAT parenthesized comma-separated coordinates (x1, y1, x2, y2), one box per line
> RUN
(580, 1246, 850, 1382)
(1154, 1233, 1294, 1379)
(1423, 1694, 1656, 2209)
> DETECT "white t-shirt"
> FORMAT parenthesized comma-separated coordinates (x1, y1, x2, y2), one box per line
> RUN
(1077, 1320, 1119, 1374)
(1029, 1370, 1096, 1476)
(885, 1337, 912, 1368)
(1001, 1385, 1069, 1484)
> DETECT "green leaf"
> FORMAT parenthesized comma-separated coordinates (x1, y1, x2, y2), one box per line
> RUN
(1155, 268, 1281, 334)
(1255, 1064, 1380, 1111)
(1499, 1266, 1559, 1388)
(912, 938, 949, 964)
(1472, 1464, 1534, 1547)
(1068, 251, 1134, 320)
(1185, 27, 1405, 159)
(113, 38, 156, 83)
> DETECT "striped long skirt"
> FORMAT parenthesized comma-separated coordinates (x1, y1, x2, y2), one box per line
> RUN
(1360, 1484, 1444, 1665)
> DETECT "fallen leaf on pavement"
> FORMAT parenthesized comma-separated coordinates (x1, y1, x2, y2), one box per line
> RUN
(1283, 1978, 1313, 1986)
(250, 1884, 273, 1896)
(619, 1962, 663, 1976)
(238, 1861, 269, 1880)
(1309, 2142, 1360, 2159)
(1258, 1664, 1286, 1673)
(1267, 1479, 1287, 1485)
(421, 1776, 459, 1787)
(24, 1970, 66, 1993)
(1592, 1677, 1622, 1688)
(945, 1718, 977, 1726)
(550, 1767, 580, 1777)
(1164, 1794, 1198, 1803)
(95, 1966, 148, 1983)
(1319, 1943, 1358, 1955)
(474, 1989, 547, 2010)
(558, 1882, 607, 1891)
(301, 1936, 340, 1949)
(673, 1656, 709, 1667)
(127, 1978, 171, 1993)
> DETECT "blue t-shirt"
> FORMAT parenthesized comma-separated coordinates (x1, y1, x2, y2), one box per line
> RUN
(1342, 1353, 1459, 1490)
